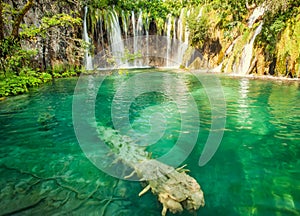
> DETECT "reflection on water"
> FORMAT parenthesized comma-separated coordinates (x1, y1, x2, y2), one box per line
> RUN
(0, 71, 299, 215)
(237, 78, 251, 129)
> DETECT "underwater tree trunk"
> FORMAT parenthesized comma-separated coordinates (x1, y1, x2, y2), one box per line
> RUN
(98, 126, 205, 216)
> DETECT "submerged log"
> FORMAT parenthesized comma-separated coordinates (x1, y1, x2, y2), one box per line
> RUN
(135, 159, 205, 215)
(98, 126, 205, 215)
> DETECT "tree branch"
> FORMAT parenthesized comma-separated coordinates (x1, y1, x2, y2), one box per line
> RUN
(11, 0, 34, 38)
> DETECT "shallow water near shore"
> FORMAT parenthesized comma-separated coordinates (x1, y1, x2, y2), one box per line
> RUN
(0, 69, 299, 215)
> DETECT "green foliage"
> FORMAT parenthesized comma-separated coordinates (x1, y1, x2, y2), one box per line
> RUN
(0, 1, 83, 97)
(0, 0, 299, 98)
(105, 48, 142, 67)
(258, 2, 300, 59)
(274, 10, 300, 77)
(20, 13, 81, 39)
(261, 19, 285, 54)
(121, 49, 142, 63)
(187, 13, 208, 48)
(0, 65, 80, 97)
(0, 68, 42, 96)
(51, 64, 80, 78)
(87, 0, 184, 32)
(0, 37, 37, 75)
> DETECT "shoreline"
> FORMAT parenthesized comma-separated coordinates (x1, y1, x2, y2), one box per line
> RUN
(1, 68, 299, 100)
(190, 69, 300, 82)
(76, 67, 300, 82)
(217, 73, 300, 82)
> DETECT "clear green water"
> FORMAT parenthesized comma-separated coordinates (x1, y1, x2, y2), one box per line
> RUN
(0, 69, 299, 215)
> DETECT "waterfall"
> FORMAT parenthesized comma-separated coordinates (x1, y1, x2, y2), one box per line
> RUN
(248, 5, 265, 27)
(85, 7, 194, 69)
(218, 5, 265, 74)
(135, 10, 144, 67)
(131, 11, 137, 67)
(173, 18, 177, 41)
(98, 14, 105, 51)
(177, 9, 184, 42)
(237, 22, 263, 74)
(122, 11, 128, 39)
(225, 42, 235, 56)
(223, 42, 236, 72)
(197, 7, 203, 19)
(176, 9, 187, 67)
(136, 11, 143, 36)
(213, 38, 237, 72)
(184, 9, 191, 69)
(161, 10, 191, 68)
(145, 16, 150, 67)
(131, 11, 136, 37)
(83, 6, 93, 70)
(184, 10, 190, 44)
(166, 16, 172, 67)
(108, 9, 127, 67)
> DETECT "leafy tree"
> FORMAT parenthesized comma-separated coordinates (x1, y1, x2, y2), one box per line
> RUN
(188, 15, 209, 48)
(0, 0, 83, 96)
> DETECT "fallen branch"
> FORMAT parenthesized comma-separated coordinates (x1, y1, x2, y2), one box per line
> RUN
(98, 126, 205, 216)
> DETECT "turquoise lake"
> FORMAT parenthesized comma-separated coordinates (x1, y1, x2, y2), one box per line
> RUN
(0, 69, 299, 215)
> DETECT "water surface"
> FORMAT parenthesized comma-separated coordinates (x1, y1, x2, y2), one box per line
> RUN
(0, 70, 299, 215)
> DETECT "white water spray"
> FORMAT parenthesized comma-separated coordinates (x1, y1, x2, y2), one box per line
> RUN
(83, 6, 93, 70)
(166, 16, 172, 67)
(136, 10, 144, 66)
(108, 9, 127, 67)
(248, 5, 265, 28)
(237, 22, 263, 74)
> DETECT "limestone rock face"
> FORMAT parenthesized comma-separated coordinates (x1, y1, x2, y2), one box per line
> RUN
(7, 0, 83, 70)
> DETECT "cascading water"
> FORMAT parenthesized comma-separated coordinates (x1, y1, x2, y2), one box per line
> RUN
(122, 11, 128, 39)
(224, 40, 236, 72)
(197, 7, 203, 19)
(145, 16, 150, 66)
(217, 5, 266, 74)
(248, 5, 265, 27)
(185, 10, 190, 45)
(83, 6, 93, 70)
(177, 9, 184, 42)
(131, 11, 137, 67)
(171, 18, 177, 67)
(237, 22, 263, 74)
(176, 9, 189, 67)
(166, 16, 172, 67)
(136, 11, 143, 36)
(236, 5, 265, 74)
(97, 13, 105, 51)
(135, 10, 144, 67)
(85, 7, 195, 69)
(108, 9, 127, 67)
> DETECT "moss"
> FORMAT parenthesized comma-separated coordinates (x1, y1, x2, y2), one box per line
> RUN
(275, 11, 300, 77)
(221, 25, 252, 73)
(217, 50, 224, 65)
(257, 51, 266, 75)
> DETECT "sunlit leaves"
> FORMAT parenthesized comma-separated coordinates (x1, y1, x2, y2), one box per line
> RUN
(19, 13, 81, 38)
